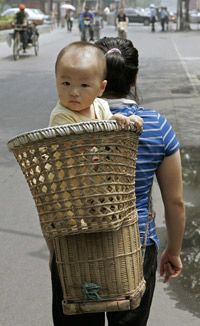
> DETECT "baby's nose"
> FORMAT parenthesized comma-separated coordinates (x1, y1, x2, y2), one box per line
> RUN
(70, 87, 79, 96)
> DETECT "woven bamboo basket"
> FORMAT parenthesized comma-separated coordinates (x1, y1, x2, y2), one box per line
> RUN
(54, 221, 145, 314)
(8, 121, 141, 237)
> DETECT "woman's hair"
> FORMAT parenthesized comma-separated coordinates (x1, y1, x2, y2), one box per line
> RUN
(95, 37, 139, 99)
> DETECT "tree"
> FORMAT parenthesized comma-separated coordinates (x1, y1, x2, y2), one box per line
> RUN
(177, 0, 191, 31)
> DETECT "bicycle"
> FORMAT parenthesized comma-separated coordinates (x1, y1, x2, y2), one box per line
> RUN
(117, 21, 128, 40)
(12, 24, 39, 60)
(13, 26, 23, 60)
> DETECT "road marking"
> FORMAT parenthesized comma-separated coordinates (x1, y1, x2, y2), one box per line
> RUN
(171, 38, 199, 96)
(183, 57, 200, 61)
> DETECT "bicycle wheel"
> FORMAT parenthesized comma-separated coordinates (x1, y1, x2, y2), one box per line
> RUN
(33, 37, 39, 56)
(13, 32, 20, 60)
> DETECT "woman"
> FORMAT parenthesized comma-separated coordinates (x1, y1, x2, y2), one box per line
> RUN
(95, 37, 185, 325)
(51, 37, 185, 326)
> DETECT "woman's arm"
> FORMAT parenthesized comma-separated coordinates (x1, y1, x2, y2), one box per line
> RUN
(110, 113, 143, 130)
(156, 150, 185, 282)
(45, 238, 54, 270)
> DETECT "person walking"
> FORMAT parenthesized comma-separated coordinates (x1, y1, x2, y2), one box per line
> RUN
(65, 10, 74, 31)
(94, 36, 185, 325)
(149, 4, 156, 32)
(79, 6, 94, 42)
(160, 6, 168, 32)
(93, 11, 103, 41)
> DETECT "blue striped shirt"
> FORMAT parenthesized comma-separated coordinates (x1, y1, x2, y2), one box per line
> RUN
(106, 99, 180, 248)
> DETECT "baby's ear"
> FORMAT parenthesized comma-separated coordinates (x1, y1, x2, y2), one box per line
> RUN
(98, 80, 107, 96)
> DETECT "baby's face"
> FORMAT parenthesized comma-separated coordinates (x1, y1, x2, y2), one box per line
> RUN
(56, 52, 107, 113)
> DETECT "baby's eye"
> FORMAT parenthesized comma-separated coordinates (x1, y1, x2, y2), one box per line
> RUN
(63, 81, 70, 86)
(81, 83, 89, 88)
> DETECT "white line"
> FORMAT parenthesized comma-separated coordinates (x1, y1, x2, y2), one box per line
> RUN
(184, 57, 200, 61)
(171, 38, 199, 96)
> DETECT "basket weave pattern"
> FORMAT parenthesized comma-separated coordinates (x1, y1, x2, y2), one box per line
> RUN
(54, 222, 145, 314)
(8, 121, 145, 314)
(8, 122, 139, 237)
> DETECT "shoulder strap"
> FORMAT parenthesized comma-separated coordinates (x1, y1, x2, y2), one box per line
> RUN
(142, 184, 156, 258)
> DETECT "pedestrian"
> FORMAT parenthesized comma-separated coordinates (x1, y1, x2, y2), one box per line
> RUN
(79, 6, 94, 41)
(164, 7, 169, 31)
(60, 4, 66, 28)
(65, 9, 74, 31)
(93, 11, 103, 41)
(48, 41, 143, 325)
(149, 4, 156, 32)
(95, 36, 185, 325)
(160, 6, 168, 32)
(51, 8, 58, 29)
(116, 7, 129, 39)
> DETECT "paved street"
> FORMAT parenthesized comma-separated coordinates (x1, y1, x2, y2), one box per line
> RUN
(0, 21, 200, 325)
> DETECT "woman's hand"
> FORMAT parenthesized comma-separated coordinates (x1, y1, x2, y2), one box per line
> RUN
(160, 249, 183, 283)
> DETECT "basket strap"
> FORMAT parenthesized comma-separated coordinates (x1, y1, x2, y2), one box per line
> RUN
(141, 184, 156, 259)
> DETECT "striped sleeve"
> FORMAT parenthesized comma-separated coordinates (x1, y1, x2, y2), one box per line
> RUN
(158, 114, 180, 156)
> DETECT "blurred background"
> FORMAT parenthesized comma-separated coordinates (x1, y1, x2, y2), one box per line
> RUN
(0, 0, 200, 31)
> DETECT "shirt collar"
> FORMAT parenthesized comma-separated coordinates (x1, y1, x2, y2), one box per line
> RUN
(103, 98, 137, 107)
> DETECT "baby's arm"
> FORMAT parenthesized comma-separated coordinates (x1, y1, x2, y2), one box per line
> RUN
(109, 113, 131, 128)
(129, 114, 143, 131)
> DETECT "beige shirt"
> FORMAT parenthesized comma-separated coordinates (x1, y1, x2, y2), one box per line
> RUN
(49, 98, 112, 127)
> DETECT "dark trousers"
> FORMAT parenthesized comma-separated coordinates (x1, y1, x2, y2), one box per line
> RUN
(151, 17, 156, 32)
(51, 244, 157, 326)
(67, 19, 73, 31)
(81, 26, 94, 41)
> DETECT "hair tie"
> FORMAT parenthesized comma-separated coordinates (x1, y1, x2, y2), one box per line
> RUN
(105, 48, 121, 56)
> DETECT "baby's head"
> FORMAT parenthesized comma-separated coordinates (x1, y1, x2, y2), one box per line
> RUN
(55, 42, 107, 112)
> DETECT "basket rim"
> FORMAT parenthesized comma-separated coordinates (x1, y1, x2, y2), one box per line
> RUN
(7, 120, 141, 150)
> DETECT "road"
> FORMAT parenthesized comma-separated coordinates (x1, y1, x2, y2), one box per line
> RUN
(0, 22, 200, 325)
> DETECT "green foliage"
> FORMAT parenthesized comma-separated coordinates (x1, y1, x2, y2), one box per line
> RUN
(0, 15, 13, 30)
(0, 16, 13, 22)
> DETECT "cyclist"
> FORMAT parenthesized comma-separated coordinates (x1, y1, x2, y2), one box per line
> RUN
(13, 3, 29, 52)
(116, 7, 129, 39)
(79, 6, 94, 41)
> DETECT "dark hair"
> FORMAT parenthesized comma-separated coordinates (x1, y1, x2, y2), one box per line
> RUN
(55, 41, 107, 79)
(95, 37, 139, 99)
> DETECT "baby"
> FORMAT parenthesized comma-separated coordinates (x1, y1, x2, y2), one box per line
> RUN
(49, 41, 143, 129)
(47, 41, 143, 266)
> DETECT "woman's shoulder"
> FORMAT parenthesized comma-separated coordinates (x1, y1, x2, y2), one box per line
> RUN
(138, 106, 167, 123)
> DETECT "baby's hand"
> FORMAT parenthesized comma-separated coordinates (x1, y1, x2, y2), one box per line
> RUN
(111, 113, 131, 128)
(129, 114, 143, 132)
